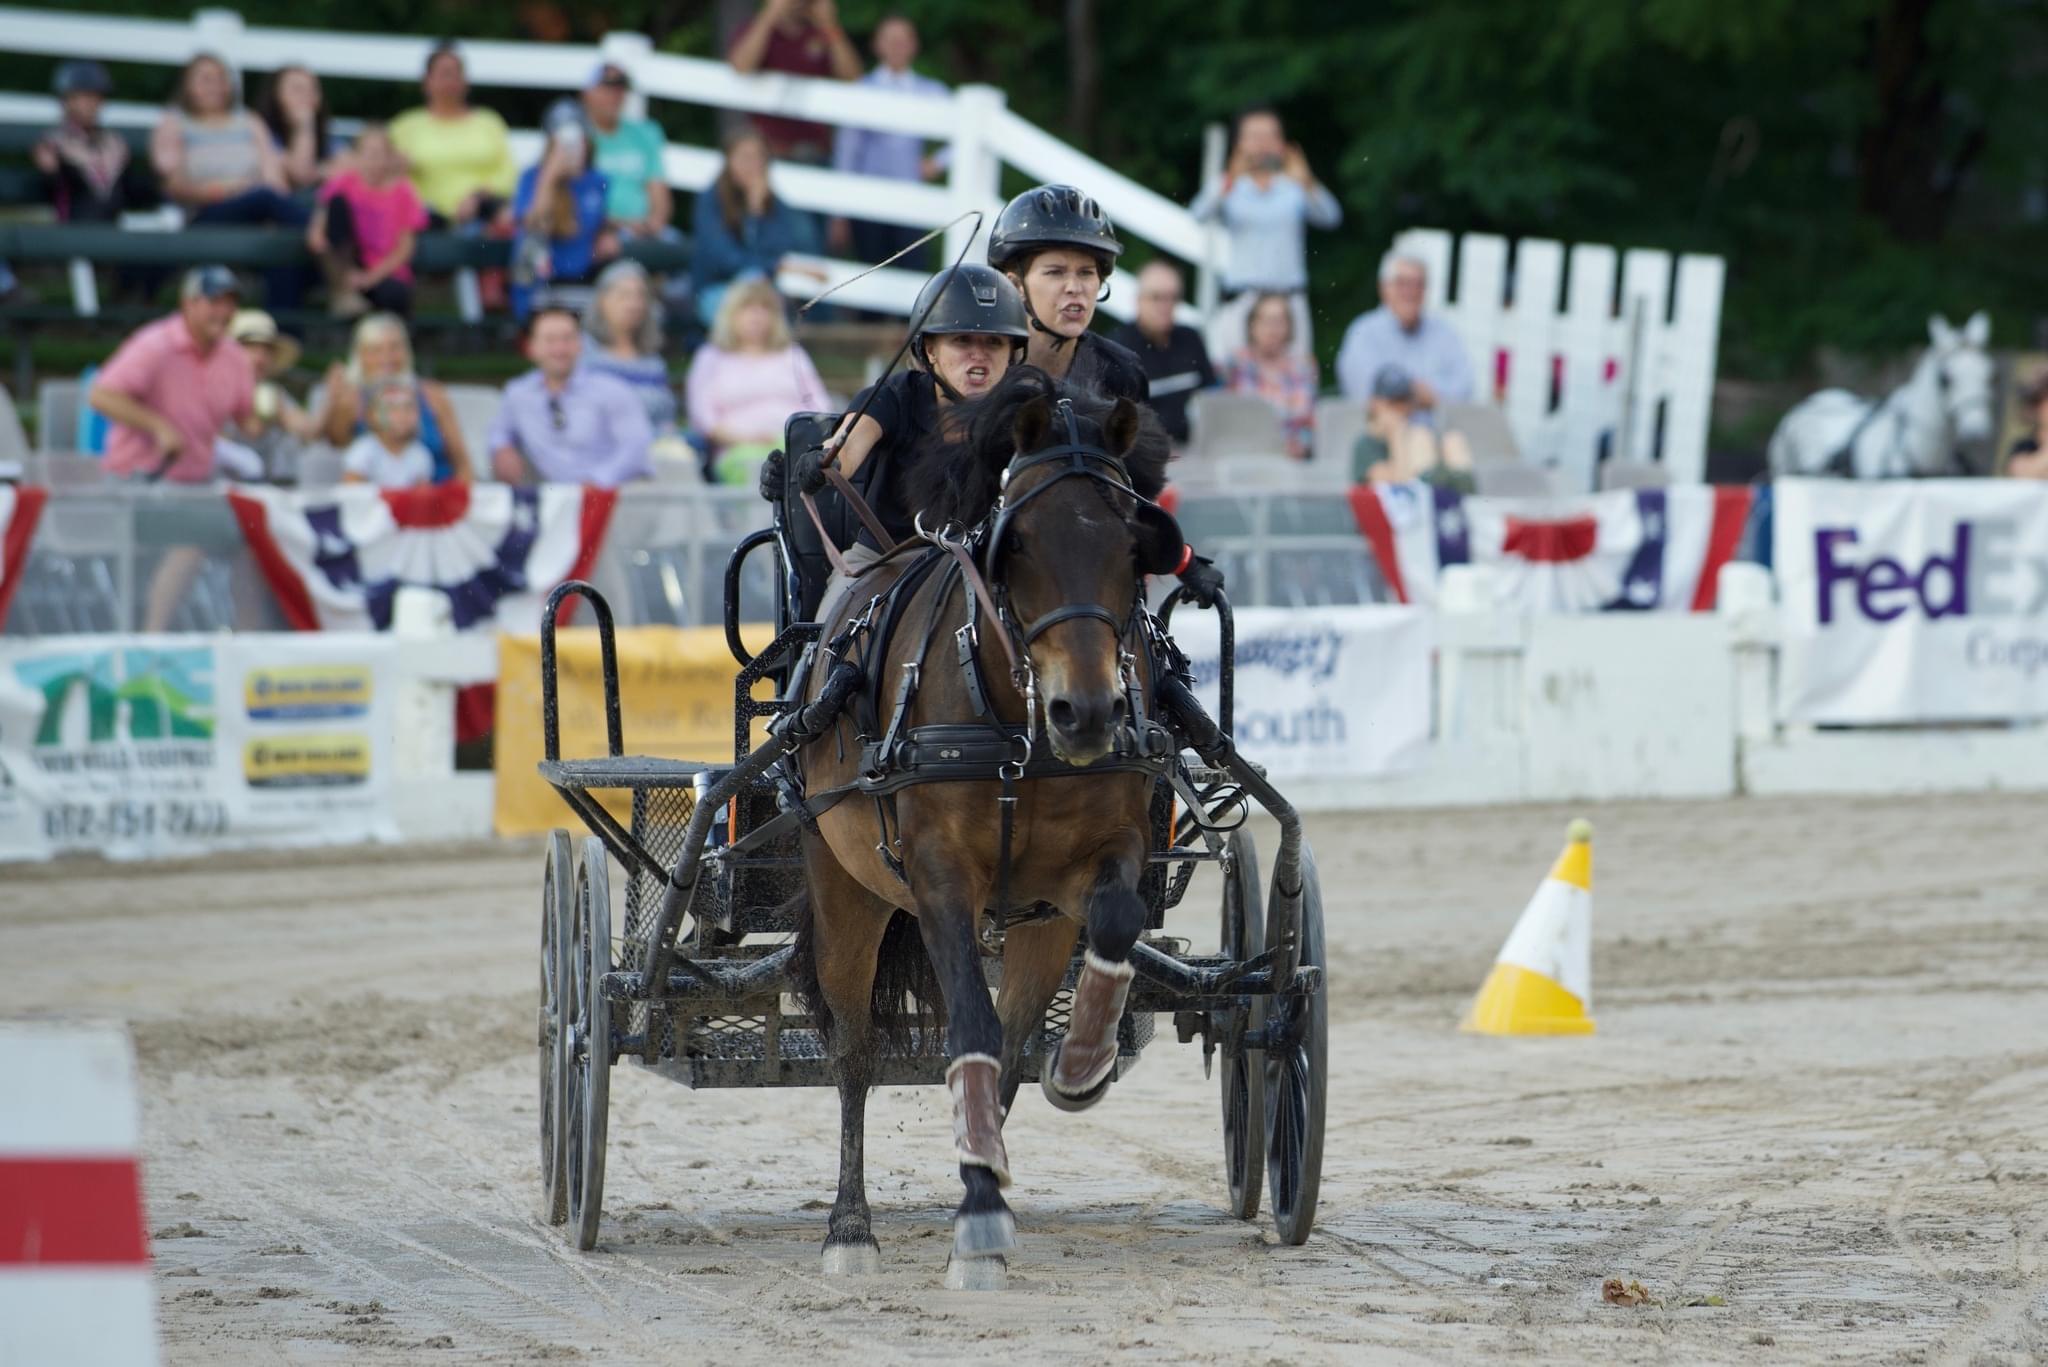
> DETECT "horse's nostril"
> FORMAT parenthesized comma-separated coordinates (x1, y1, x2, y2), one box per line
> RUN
(1047, 698, 1078, 730)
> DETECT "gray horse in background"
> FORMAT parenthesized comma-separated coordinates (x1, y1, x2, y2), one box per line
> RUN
(1768, 312, 1995, 479)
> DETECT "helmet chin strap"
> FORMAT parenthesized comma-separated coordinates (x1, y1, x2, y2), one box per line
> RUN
(1023, 297, 1077, 352)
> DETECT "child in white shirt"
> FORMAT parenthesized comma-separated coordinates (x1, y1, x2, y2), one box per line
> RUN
(342, 380, 435, 488)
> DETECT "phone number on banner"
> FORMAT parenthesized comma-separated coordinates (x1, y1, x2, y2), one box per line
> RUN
(42, 798, 231, 843)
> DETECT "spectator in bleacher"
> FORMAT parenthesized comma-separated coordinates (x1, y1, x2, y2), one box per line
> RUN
(1190, 106, 1340, 366)
(308, 124, 427, 319)
(583, 260, 677, 435)
(1109, 260, 1215, 446)
(152, 54, 308, 310)
(1335, 250, 1476, 425)
(254, 66, 340, 196)
(342, 381, 437, 489)
(727, 0, 865, 164)
(2005, 371, 2048, 478)
(1222, 292, 1317, 460)
(87, 265, 254, 483)
(389, 42, 517, 229)
(690, 128, 822, 327)
(230, 308, 317, 481)
(488, 302, 653, 487)
(580, 63, 672, 243)
(1353, 363, 1474, 490)
(316, 313, 469, 483)
(510, 101, 616, 320)
(34, 61, 153, 224)
(827, 15, 946, 266)
(685, 277, 830, 485)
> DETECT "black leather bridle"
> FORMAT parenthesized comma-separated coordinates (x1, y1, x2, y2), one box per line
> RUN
(975, 398, 1149, 664)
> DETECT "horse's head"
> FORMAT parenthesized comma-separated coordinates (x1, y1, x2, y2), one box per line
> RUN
(1926, 311, 1996, 448)
(985, 391, 1180, 765)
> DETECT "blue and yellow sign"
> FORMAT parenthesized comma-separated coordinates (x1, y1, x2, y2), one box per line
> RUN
(244, 665, 372, 721)
(242, 733, 372, 788)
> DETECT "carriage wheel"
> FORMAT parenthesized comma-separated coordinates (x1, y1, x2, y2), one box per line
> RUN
(1264, 842, 1327, 1247)
(1218, 829, 1267, 1221)
(538, 830, 573, 1225)
(567, 836, 614, 1252)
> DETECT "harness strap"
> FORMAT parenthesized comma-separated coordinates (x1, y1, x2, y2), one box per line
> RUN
(927, 535, 1021, 678)
(1020, 602, 1122, 647)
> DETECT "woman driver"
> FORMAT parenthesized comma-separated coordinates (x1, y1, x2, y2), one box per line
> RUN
(799, 262, 1029, 617)
(986, 184, 1148, 404)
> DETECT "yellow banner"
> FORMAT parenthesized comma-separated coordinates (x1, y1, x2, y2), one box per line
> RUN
(494, 624, 775, 838)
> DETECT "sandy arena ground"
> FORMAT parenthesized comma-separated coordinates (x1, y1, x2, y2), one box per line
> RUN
(4, 794, 2047, 1364)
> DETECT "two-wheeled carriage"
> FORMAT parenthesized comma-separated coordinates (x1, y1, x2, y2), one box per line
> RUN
(535, 413, 1328, 1259)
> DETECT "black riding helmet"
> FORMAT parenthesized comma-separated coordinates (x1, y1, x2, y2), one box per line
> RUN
(910, 263, 1029, 399)
(987, 184, 1123, 349)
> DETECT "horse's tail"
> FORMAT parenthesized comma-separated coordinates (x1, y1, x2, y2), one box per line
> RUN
(788, 892, 943, 1053)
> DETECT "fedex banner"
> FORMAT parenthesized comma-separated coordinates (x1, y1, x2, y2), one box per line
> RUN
(1774, 479, 2048, 723)
(1171, 605, 1432, 780)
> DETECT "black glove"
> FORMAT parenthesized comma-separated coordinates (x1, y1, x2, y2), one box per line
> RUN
(756, 447, 786, 503)
(1176, 554, 1225, 608)
(792, 445, 831, 495)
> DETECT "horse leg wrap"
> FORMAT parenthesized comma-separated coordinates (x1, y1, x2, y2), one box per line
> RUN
(1050, 951, 1135, 1097)
(947, 1054, 1012, 1188)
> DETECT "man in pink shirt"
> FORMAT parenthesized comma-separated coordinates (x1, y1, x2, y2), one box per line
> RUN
(89, 265, 256, 482)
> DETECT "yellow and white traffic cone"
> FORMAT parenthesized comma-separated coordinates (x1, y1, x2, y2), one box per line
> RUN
(1461, 818, 1596, 1036)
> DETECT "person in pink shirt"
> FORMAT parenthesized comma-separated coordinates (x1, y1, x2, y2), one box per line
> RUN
(684, 278, 829, 484)
(308, 124, 428, 318)
(86, 265, 260, 631)
(88, 265, 256, 484)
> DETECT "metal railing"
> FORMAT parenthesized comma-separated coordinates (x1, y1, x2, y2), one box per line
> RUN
(1, 484, 1391, 638)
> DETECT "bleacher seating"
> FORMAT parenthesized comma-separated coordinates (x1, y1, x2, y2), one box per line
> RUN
(1442, 402, 1522, 463)
(1472, 461, 1555, 497)
(1596, 458, 1670, 491)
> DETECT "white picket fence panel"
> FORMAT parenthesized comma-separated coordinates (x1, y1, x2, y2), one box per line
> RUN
(0, 4, 1212, 322)
(1393, 228, 1724, 487)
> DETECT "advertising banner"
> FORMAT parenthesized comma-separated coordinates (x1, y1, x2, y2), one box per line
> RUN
(493, 624, 774, 837)
(1171, 605, 1432, 780)
(0, 633, 398, 861)
(1774, 478, 2048, 723)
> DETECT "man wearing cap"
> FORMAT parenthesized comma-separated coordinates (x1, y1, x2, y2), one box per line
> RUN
(1335, 250, 1476, 427)
(581, 63, 673, 242)
(88, 266, 256, 483)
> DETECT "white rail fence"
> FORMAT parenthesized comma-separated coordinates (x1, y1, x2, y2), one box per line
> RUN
(1393, 228, 1724, 488)
(0, 4, 1212, 323)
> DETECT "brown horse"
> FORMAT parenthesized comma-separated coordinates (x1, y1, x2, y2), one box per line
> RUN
(788, 367, 1179, 1283)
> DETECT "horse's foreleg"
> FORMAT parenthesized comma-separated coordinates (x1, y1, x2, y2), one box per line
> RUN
(995, 916, 1080, 1115)
(911, 874, 1016, 1268)
(804, 855, 897, 1274)
(1044, 851, 1145, 1111)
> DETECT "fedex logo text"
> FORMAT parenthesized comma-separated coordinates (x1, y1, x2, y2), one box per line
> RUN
(1815, 522, 2048, 624)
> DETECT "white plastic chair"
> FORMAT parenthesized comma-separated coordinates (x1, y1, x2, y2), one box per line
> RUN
(1189, 392, 1287, 461)
(1472, 461, 1555, 498)
(34, 381, 82, 455)
(1441, 402, 1522, 464)
(1597, 458, 1669, 491)
(440, 384, 504, 480)
(0, 389, 30, 470)
(1310, 396, 1367, 481)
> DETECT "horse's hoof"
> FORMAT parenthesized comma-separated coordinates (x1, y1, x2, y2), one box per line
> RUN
(952, 1209, 1016, 1259)
(821, 1239, 880, 1275)
(944, 1254, 1008, 1291)
(1040, 1052, 1114, 1114)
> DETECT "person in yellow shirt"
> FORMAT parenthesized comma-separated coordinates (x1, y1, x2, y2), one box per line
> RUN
(388, 41, 517, 227)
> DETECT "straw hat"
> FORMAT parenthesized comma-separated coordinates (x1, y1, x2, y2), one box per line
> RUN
(229, 309, 301, 372)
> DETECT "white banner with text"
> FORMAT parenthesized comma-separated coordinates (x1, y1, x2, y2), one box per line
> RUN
(1774, 478, 2048, 723)
(0, 633, 400, 861)
(1172, 605, 1432, 781)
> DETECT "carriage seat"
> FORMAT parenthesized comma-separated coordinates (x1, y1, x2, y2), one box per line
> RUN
(778, 411, 850, 625)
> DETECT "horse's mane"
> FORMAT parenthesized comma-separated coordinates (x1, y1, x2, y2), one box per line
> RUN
(901, 366, 1171, 529)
